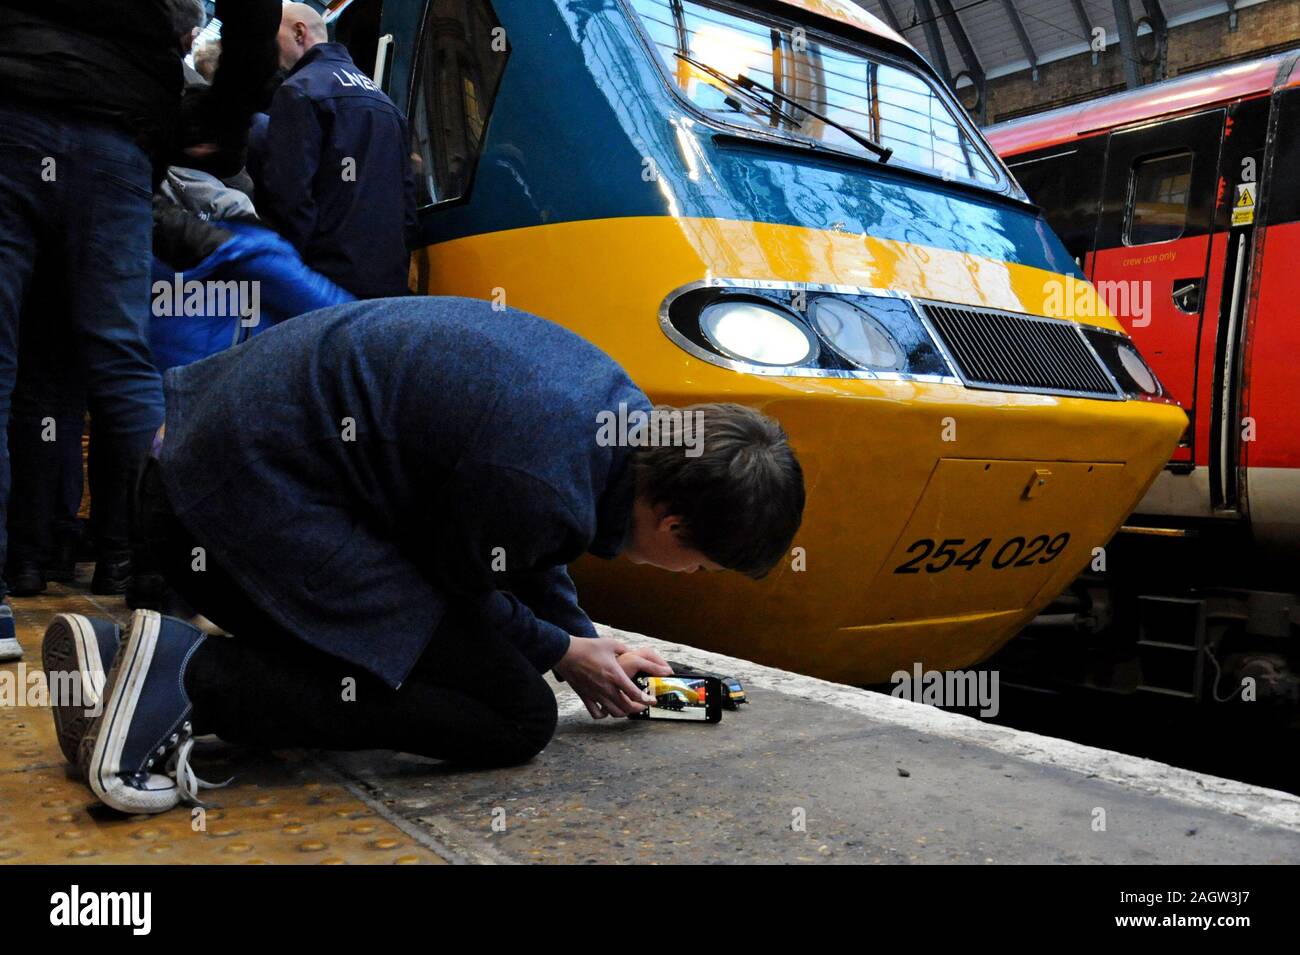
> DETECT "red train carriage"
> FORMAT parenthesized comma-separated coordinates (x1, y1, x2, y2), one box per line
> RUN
(986, 52, 1300, 709)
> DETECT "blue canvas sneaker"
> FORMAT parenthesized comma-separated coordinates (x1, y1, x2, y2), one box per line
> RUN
(80, 609, 225, 814)
(42, 614, 123, 764)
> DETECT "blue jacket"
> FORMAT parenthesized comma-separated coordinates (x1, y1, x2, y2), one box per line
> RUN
(149, 221, 355, 372)
(257, 43, 416, 299)
(158, 297, 652, 687)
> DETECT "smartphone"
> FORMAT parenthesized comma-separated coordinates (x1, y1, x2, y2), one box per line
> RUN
(630, 672, 723, 723)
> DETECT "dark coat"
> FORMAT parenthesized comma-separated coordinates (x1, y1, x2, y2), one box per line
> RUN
(158, 297, 651, 687)
(0, 0, 279, 171)
(257, 43, 417, 299)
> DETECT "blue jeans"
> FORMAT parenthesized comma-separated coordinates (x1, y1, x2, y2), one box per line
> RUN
(0, 98, 165, 586)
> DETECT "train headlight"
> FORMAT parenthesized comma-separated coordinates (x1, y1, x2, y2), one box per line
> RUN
(661, 281, 954, 379)
(809, 297, 904, 371)
(1084, 329, 1164, 398)
(698, 299, 818, 367)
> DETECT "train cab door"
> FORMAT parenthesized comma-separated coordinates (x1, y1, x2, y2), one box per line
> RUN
(1093, 110, 1224, 481)
(328, 1, 432, 103)
(331, 0, 511, 290)
(380, 0, 511, 285)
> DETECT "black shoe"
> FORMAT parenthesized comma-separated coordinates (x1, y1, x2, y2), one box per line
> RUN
(6, 559, 46, 597)
(91, 553, 132, 595)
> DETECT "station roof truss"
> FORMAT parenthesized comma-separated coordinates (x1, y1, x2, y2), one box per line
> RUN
(847, 0, 1285, 107)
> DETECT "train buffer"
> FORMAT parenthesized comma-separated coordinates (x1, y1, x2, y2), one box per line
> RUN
(2, 588, 1299, 864)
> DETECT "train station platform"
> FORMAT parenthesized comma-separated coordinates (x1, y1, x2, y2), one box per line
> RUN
(3, 581, 1299, 864)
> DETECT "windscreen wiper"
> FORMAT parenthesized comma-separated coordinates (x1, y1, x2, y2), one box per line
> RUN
(674, 53, 805, 129)
(674, 52, 892, 163)
(733, 73, 892, 162)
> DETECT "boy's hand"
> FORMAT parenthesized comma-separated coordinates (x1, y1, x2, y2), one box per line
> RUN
(554, 636, 656, 719)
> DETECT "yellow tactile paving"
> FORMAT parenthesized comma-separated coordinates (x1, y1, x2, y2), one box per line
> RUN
(0, 581, 447, 864)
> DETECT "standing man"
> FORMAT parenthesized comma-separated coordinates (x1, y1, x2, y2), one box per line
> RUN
(0, 0, 280, 657)
(45, 297, 806, 814)
(258, 3, 418, 299)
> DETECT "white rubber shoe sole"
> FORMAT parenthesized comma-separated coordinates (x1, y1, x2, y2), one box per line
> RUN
(42, 614, 110, 765)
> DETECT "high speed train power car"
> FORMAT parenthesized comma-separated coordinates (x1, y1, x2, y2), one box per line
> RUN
(327, 0, 1185, 683)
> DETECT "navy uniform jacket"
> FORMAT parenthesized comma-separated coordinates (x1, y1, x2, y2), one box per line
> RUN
(158, 297, 652, 688)
(259, 42, 417, 299)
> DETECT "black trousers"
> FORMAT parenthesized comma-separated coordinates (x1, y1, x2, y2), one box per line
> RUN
(7, 267, 85, 570)
(134, 460, 558, 766)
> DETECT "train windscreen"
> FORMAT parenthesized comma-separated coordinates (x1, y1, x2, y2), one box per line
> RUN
(626, 0, 998, 186)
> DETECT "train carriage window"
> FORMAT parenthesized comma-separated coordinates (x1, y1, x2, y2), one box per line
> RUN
(1008, 144, 1104, 265)
(409, 0, 509, 206)
(1125, 152, 1193, 245)
(626, 0, 997, 185)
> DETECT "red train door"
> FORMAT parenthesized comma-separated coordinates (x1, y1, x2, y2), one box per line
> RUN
(1093, 110, 1225, 474)
(1207, 95, 1272, 513)
(1241, 81, 1300, 550)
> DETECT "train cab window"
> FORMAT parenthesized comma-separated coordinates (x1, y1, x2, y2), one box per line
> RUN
(409, 0, 509, 206)
(1125, 152, 1193, 245)
(626, 0, 997, 185)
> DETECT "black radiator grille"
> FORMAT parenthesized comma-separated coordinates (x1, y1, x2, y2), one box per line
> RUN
(922, 303, 1120, 399)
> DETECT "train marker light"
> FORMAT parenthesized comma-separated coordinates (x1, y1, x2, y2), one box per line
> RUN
(809, 296, 904, 371)
(1116, 342, 1159, 395)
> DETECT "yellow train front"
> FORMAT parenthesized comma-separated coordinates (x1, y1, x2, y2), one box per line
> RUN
(372, 0, 1186, 682)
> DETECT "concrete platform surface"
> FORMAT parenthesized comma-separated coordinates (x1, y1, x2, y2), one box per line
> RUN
(323, 624, 1300, 864)
(4, 583, 1300, 864)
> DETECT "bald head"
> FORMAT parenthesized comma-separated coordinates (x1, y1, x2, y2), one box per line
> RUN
(277, 2, 329, 70)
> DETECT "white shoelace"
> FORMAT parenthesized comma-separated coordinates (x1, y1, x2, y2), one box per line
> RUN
(168, 735, 234, 806)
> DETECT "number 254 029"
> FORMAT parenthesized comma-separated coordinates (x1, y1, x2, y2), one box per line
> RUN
(893, 533, 1071, 575)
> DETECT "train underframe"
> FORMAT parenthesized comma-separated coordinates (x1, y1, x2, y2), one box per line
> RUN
(989, 519, 1300, 726)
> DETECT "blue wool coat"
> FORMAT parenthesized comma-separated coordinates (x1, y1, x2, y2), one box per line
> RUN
(158, 297, 651, 687)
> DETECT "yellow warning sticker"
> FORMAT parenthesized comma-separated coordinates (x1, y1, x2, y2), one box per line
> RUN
(1232, 182, 1256, 226)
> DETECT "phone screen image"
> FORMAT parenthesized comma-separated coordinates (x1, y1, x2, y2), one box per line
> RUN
(632, 674, 722, 723)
